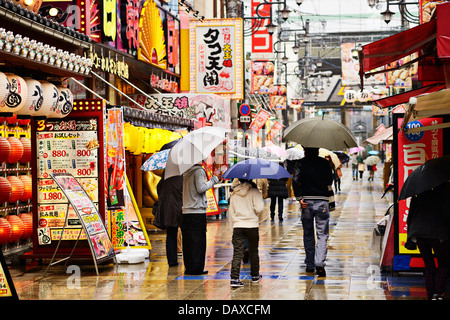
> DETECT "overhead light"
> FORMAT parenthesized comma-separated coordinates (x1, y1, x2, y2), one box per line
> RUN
(367, 0, 378, 8)
(48, 7, 59, 17)
(279, 6, 290, 21)
(296, 0, 303, 5)
(266, 21, 277, 35)
(281, 55, 289, 64)
(381, 7, 394, 24)
(23, 0, 33, 6)
(292, 44, 300, 54)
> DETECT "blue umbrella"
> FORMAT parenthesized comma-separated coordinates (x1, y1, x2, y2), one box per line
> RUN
(222, 158, 292, 180)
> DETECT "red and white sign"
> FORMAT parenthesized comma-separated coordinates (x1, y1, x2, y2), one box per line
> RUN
(249, 109, 270, 133)
(397, 117, 443, 253)
(251, 0, 273, 55)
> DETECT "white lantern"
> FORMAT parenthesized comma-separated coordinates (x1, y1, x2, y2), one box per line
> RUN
(0, 72, 10, 108)
(1, 73, 28, 114)
(16, 78, 43, 116)
(357, 89, 370, 103)
(54, 86, 73, 118)
(344, 89, 357, 103)
(34, 81, 58, 117)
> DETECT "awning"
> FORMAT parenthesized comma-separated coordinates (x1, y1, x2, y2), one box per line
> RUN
(372, 82, 445, 108)
(365, 126, 393, 145)
(437, 2, 450, 59)
(359, 18, 436, 75)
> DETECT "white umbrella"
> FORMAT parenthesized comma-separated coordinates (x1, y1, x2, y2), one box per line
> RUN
(284, 117, 357, 150)
(284, 148, 304, 160)
(165, 126, 228, 179)
(364, 155, 381, 166)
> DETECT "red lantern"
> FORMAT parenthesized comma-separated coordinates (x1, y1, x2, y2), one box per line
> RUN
(19, 175, 32, 201)
(0, 136, 11, 163)
(7, 175, 24, 203)
(0, 217, 11, 244)
(18, 213, 32, 239)
(7, 136, 24, 163)
(0, 177, 12, 203)
(19, 137, 31, 163)
(6, 215, 24, 242)
(6, 114, 17, 124)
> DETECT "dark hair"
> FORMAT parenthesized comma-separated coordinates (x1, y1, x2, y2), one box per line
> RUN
(239, 178, 258, 189)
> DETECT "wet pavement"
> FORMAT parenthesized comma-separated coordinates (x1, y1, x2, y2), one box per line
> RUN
(7, 167, 437, 300)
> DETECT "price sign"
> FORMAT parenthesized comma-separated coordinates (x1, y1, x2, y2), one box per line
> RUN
(0, 251, 17, 300)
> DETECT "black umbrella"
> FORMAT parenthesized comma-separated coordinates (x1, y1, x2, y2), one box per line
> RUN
(160, 138, 181, 151)
(333, 151, 350, 164)
(398, 156, 450, 200)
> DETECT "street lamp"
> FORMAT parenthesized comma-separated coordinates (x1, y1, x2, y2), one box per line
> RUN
(296, 0, 303, 5)
(367, 0, 378, 8)
(266, 21, 277, 35)
(292, 43, 300, 54)
(279, 6, 291, 21)
(381, 6, 395, 23)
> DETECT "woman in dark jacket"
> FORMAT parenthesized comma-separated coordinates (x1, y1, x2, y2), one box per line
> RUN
(268, 178, 288, 221)
(406, 182, 450, 300)
(156, 170, 183, 266)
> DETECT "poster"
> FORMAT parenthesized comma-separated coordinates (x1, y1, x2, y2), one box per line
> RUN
(251, 61, 274, 94)
(35, 118, 100, 243)
(269, 85, 287, 110)
(397, 117, 443, 254)
(420, 0, 443, 23)
(50, 173, 115, 262)
(0, 251, 17, 300)
(190, 19, 243, 100)
(249, 109, 270, 133)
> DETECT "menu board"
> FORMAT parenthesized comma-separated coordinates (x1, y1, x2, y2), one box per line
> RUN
(50, 173, 115, 262)
(35, 118, 100, 244)
(0, 251, 17, 300)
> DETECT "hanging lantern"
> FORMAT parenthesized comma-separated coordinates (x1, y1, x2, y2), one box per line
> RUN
(0, 177, 12, 203)
(7, 136, 24, 163)
(17, 78, 43, 116)
(344, 89, 357, 103)
(1, 73, 28, 113)
(7, 175, 24, 203)
(54, 86, 73, 118)
(357, 89, 370, 103)
(6, 215, 24, 242)
(19, 137, 31, 163)
(0, 136, 11, 163)
(18, 213, 32, 239)
(0, 72, 10, 107)
(34, 81, 58, 117)
(0, 217, 11, 245)
(19, 175, 32, 201)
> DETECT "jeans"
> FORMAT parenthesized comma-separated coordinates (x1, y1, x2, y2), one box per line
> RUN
(231, 227, 259, 279)
(352, 164, 358, 180)
(270, 196, 284, 218)
(301, 199, 330, 269)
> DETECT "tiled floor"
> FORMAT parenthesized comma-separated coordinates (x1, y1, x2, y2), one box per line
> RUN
(7, 167, 438, 300)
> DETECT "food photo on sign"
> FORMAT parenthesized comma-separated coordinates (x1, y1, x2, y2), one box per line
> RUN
(251, 60, 274, 94)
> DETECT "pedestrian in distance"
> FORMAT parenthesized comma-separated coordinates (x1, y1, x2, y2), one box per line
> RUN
(357, 155, 365, 180)
(228, 179, 266, 287)
(405, 182, 450, 300)
(181, 161, 220, 275)
(351, 153, 359, 181)
(267, 178, 289, 221)
(155, 170, 183, 267)
(292, 147, 333, 277)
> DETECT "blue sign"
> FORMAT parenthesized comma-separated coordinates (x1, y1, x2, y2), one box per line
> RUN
(239, 103, 251, 116)
(405, 121, 424, 142)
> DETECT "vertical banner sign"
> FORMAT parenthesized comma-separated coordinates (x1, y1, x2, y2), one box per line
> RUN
(103, 0, 117, 43)
(51, 173, 115, 262)
(190, 19, 243, 100)
(249, 109, 270, 133)
(251, 0, 273, 55)
(397, 117, 443, 254)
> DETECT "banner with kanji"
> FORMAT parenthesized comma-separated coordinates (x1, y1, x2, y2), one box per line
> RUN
(249, 109, 270, 133)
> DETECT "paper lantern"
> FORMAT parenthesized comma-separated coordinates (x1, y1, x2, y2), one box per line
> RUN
(1, 73, 28, 113)
(19, 137, 31, 163)
(357, 89, 370, 103)
(7, 175, 24, 203)
(54, 86, 73, 118)
(0, 217, 11, 245)
(17, 78, 43, 116)
(6, 215, 24, 242)
(0, 177, 12, 203)
(18, 213, 32, 239)
(344, 89, 357, 103)
(34, 81, 58, 117)
(0, 136, 11, 163)
(7, 136, 23, 163)
(18, 175, 32, 201)
(0, 72, 10, 107)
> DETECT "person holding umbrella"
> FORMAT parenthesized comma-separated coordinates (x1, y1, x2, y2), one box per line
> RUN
(292, 147, 333, 277)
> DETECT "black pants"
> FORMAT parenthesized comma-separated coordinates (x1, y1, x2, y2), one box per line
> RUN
(270, 196, 284, 218)
(166, 227, 179, 266)
(181, 214, 207, 274)
(417, 238, 449, 299)
(231, 227, 259, 279)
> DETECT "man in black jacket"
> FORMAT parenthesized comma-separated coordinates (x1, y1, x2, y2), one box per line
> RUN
(292, 147, 333, 277)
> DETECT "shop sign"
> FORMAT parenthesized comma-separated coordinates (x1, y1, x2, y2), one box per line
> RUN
(397, 117, 443, 254)
(249, 109, 270, 133)
(120, 0, 140, 54)
(190, 19, 243, 100)
(150, 73, 179, 93)
(87, 51, 130, 79)
(251, 0, 273, 55)
(103, 0, 117, 42)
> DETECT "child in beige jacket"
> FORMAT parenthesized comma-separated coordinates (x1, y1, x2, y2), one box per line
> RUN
(228, 179, 266, 287)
